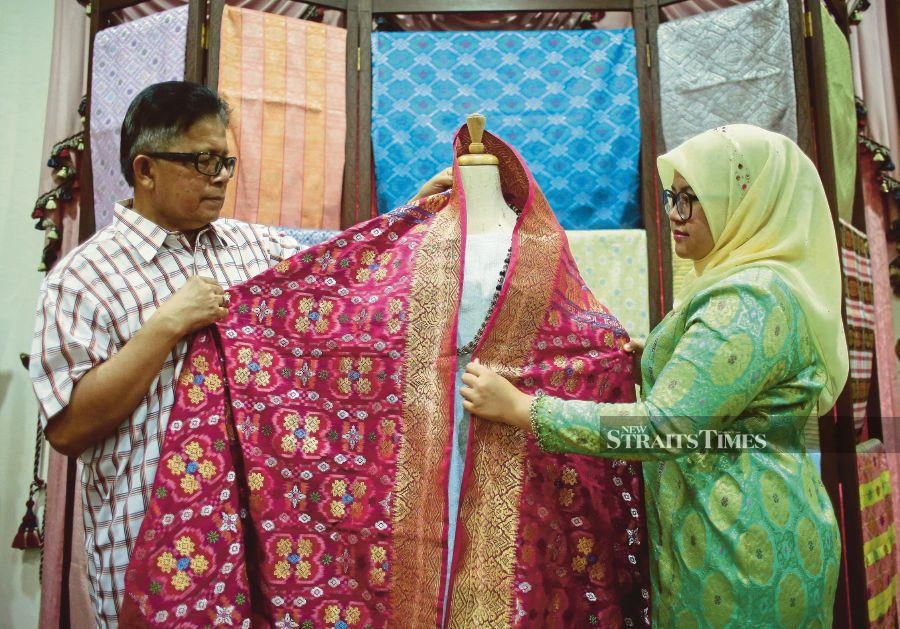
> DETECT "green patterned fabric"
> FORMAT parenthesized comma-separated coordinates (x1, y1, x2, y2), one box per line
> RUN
(533, 267, 841, 627)
(567, 229, 650, 342)
(820, 4, 857, 222)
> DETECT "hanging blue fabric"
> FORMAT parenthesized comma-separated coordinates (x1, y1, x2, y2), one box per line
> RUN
(372, 29, 642, 230)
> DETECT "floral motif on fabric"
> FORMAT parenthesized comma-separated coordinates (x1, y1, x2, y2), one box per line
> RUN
(178, 354, 223, 405)
(276, 412, 322, 457)
(234, 346, 275, 388)
(165, 441, 218, 495)
(354, 249, 396, 283)
(155, 535, 210, 591)
(335, 357, 375, 396)
(294, 296, 336, 334)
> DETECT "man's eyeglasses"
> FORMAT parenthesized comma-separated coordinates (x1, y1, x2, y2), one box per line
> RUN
(663, 189, 698, 222)
(144, 152, 237, 178)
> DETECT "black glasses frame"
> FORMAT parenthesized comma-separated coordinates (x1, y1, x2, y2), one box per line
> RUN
(144, 151, 237, 178)
(663, 189, 698, 222)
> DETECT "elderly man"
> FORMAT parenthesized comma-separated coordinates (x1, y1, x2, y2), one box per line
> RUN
(30, 81, 449, 627)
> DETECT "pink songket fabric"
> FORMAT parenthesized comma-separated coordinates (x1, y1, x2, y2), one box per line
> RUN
(121, 128, 649, 627)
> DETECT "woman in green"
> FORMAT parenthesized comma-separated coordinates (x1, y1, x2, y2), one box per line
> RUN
(461, 124, 848, 627)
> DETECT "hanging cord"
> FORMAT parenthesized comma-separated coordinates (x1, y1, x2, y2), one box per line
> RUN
(11, 354, 46, 554)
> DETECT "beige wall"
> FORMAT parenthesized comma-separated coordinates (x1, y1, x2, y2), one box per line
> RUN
(0, 0, 56, 626)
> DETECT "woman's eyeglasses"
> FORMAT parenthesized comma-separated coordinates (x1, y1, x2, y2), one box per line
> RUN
(144, 152, 237, 178)
(663, 189, 698, 222)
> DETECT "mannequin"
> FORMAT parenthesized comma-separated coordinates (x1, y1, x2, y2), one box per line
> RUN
(457, 113, 518, 234)
(444, 114, 517, 616)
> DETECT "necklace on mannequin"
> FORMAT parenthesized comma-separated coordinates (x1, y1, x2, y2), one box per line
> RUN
(456, 202, 520, 356)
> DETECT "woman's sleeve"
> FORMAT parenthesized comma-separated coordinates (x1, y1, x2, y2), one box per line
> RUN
(532, 280, 794, 460)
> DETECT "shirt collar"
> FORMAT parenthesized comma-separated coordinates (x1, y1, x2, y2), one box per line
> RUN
(112, 201, 232, 262)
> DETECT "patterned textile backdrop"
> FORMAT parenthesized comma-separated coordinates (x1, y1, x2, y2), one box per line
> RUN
(218, 6, 346, 229)
(820, 5, 857, 223)
(658, 0, 798, 151)
(856, 439, 898, 627)
(372, 29, 641, 229)
(277, 227, 339, 249)
(840, 219, 876, 434)
(567, 229, 649, 341)
(90, 5, 188, 228)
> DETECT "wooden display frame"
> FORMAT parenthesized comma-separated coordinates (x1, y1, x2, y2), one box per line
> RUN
(76, 1, 870, 624)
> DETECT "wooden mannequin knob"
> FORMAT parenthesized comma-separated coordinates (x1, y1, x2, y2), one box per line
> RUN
(459, 113, 499, 166)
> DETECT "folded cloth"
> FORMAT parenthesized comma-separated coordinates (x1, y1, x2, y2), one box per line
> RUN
(90, 5, 189, 229)
(372, 29, 642, 229)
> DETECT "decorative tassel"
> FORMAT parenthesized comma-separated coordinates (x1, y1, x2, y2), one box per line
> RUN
(45, 197, 56, 210)
(12, 414, 45, 550)
(874, 151, 886, 162)
(11, 498, 42, 550)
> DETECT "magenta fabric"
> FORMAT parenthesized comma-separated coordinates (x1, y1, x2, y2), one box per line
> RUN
(119, 129, 649, 627)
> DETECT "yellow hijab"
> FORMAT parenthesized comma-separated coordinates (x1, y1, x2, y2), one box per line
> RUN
(657, 124, 848, 409)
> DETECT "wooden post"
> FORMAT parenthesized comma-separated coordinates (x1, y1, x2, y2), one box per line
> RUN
(206, 0, 225, 92)
(357, 0, 374, 222)
(789, 0, 815, 158)
(185, 0, 207, 83)
(79, 0, 102, 244)
(636, 0, 670, 326)
(342, 1, 361, 228)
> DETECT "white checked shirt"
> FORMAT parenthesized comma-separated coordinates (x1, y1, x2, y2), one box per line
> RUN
(30, 202, 301, 628)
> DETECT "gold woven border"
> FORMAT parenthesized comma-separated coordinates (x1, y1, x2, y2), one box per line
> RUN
(390, 199, 461, 624)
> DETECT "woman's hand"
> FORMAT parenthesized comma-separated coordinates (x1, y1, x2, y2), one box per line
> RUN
(409, 167, 453, 202)
(623, 337, 644, 377)
(460, 360, 534, 431)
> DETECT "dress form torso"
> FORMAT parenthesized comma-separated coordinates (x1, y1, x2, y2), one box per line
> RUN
(458, 164, 518, 235)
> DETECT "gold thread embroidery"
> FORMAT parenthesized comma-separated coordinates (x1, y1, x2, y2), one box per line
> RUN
(391, 197, 461, 624)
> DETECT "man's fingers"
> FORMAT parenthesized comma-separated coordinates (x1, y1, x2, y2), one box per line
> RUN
(462, 400, 474, 413)
(459, 385, 476, 401)
(461, 372, 477, 387)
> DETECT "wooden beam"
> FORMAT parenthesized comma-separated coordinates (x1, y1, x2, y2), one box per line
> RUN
(342, 2, 361, 229)
(634, 0, 667, 327)
(206, 0, 225, 92)
(371, 0, 632, 12)
(358, 0, 374, 222)
(97, 0, 151, 12)
(789, 0, 815, 158)
(284, 0, 349, 9)
(647, 0, 670, 320)
(79, 0, 102, 244)
(184, 0, 206, 83)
